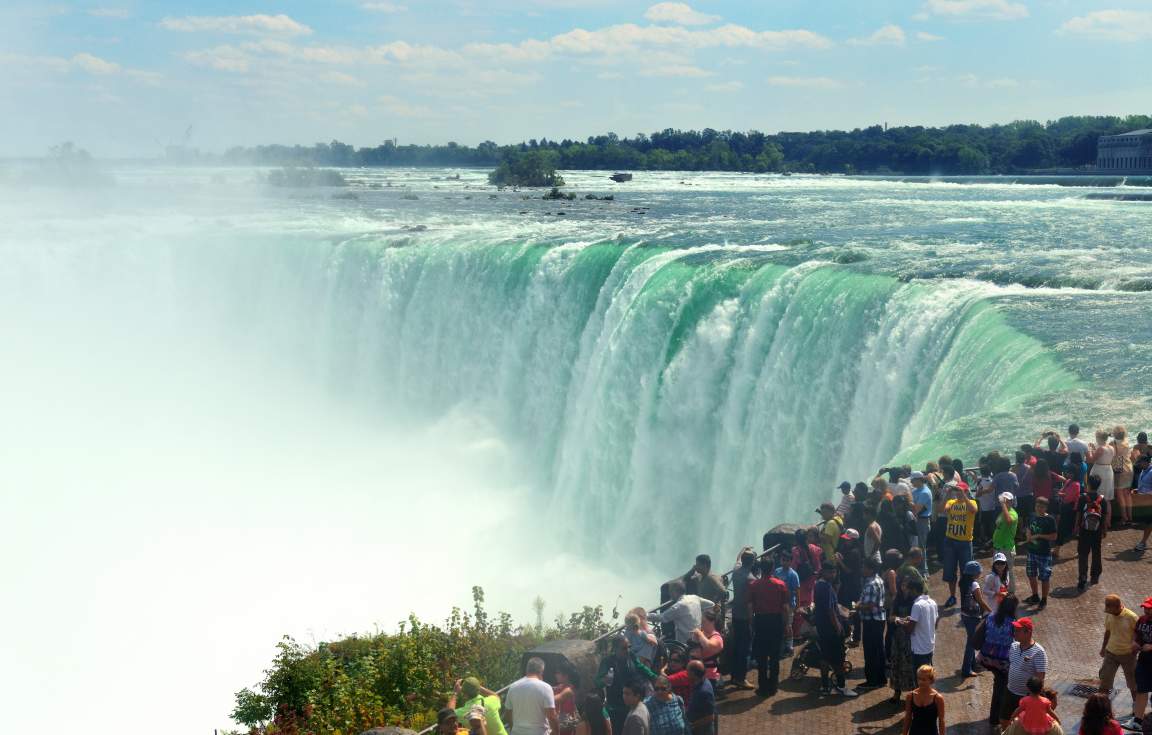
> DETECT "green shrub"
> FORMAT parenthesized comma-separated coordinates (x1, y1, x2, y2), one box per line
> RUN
(488, 151, 564, 187)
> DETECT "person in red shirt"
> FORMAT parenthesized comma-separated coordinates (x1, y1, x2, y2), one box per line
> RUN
(747, 558, 790, 697)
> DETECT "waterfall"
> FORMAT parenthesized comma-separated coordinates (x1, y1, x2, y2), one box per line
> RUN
(173, 232, 1078, 555)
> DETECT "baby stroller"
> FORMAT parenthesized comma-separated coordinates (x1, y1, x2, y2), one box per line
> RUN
(788, 604, 854, 681)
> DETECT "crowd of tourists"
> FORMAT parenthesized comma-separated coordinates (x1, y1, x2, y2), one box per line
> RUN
(435, 424, 1152, 735)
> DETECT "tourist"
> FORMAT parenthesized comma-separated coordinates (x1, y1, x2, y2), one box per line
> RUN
(857, 555, 888, 688)
(931, 457, 953, 564)
(883, 549, 906, 668)
(1035, 432, 1067, 468)
(836, 528, 864, 616)
(598, 636, 655, 734)
(1078, 692, 1124, 735)
(983, 552, 1011, 616)
(863, 505, 883, 564)
(663, 651, 691, 703)
(889, 575, 917, 705)
(684, 661, 716, 735)
(624, 608, 659, 667)
(813, 563, 856, 696)
(1000, 617, 1048, 731)
(1009, 676, 1060, 735)
(467, 705, 490, 735)
(1098, 595, 1139, 714)
(1029, 459, 1065, 529)
(576, 693, 612, 735)
(880, 498, 911, 554)
(506, 658, 559, 735)
(901, 664, 945, 735)
(689, 609, 724, 683)
(1113, 426, 1134, 527)
(748, 558, 789, 697)
(644, 675, 687, 735)
(620, 680, 651, 735)
(978, 594, 1020, 726)
(836, 480, 855, 518)
(682, 555, 727, 619)
(992, 455, 1021, 545)
(1067, 424, 1091, 464)
(791, 528, 822, 636)
(1089, 430, 1117, 525)
(1025, 496, 1057, 608)
(451, 677, 509, 735)
(960, 559, 989, 678)
(941, 481, 978, 608)
(439, 707, 468, 735)
(993, 492, 1021, 594)
(1136, 464, 1152, 553)
(1075, 475, 1110, 590)
(899, 576, 938, 668)
(1015, 449, 1037, 530)
(773, 553, 800, 655)
(1133, 596, 1152, 731)
(846, 482, 870, 535)
(554, 667, 579, 735)
(911, 472, 933, 576)
(726, 548, 756, 689)
(651, 582, 715, 644)
(1057, 461, 1084, 554)
(817, 502, 844, 563)
(901, 548, 927, 588)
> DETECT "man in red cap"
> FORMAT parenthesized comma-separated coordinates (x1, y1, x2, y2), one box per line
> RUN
(1133, 596, 1152, 731)
(1000, 617, 1048, 730)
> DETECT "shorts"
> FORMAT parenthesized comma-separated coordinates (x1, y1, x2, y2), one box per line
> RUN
(1000, 690, 1024, 722)
(1026, 552, 1053, 581)
(941, 537, 973, 582)
(1137, 660, 1152, 694)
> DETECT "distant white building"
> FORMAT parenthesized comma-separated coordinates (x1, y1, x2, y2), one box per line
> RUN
(1097, 129, 1152, 171)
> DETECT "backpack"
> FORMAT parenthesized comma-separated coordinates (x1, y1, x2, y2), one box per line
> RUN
(1082, 496, 1103, 532)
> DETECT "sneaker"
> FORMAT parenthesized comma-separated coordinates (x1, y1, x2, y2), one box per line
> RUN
(731, 680, 754, 691)
(837, 686, 859, 697)
(1120, 717, 1143, 732)
(1078, 580, 1088, 591)
(1037, 598, 1047, 611)
(1024, 594, 1041, 605)
(943, 596, 957, 608)
(1136, 542, 1147, 552)
(1091, 576, 1100, 585)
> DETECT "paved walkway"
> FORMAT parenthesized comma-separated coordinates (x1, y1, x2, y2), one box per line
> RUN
(719, 527, 1152, 734)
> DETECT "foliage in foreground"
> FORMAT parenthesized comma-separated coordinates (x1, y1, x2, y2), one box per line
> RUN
(232, 587, 616, 735)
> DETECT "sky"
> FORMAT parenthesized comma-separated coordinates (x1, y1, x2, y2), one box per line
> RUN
(1, 1, 1150, 155)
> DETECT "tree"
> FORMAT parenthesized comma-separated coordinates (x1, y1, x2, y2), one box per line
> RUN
(488, 150, 565, 187)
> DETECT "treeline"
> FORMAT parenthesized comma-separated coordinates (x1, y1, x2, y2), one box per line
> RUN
(221, 115, 1152, 175)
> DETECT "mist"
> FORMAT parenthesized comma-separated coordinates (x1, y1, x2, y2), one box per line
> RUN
(0, 176, 651, 735)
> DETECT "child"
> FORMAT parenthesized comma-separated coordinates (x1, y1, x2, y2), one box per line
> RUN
(1012, 676, 1059, 735)
(902, 664, 945, 735)
(623, 608, 658, 666)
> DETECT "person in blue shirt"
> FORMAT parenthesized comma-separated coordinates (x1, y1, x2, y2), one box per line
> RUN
(910, 472, 934, 576)
(1135, 465, 1152, 553)
(773, 553, 800, 655)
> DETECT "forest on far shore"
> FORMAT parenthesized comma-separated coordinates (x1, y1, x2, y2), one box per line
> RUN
(219, 115, 1152, 175)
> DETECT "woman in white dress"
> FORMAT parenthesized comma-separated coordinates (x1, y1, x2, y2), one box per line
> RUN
(1088, 430, 1116, 527)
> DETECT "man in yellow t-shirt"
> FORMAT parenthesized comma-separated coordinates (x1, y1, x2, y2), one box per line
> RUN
(816, 502, 843, 563)
(1100, 594, 1139, 700)
(941, 482, 978, 608)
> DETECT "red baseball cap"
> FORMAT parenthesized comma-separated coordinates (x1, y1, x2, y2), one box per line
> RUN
(1012, 617, 1034, 632)
(1142, 596, 1152, 610)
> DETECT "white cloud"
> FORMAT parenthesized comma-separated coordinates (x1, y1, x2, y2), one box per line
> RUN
(955, 73, 1019, 88)
(1059, 10, 1152, 42)
(639, 64, 712, 77)
(361, 2, 408, 13)
(181, 46, 252, 72)
(71, 52, 121, 74)
(643, 2, 721, 26)
(916, 31, 945, 41)
(920, 0, 1028, 21)
(546, 23, 832, 54)
(159, 14, 312, 37)
(849, 24, 906, 46)
(88, 7, 130, 18)
(379, 94, 437, 118)
(1, 51, 162, 83)
(706, 80, 743, 92)
(767, 75, 842, 88)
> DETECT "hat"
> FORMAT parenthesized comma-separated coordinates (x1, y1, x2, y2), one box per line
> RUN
(840, 528, 860, 540)
(980, 478, 993, 490)
(992, 552, 1007, 564)
(467, 706, 486, 722)
(910, 471, 925, 481)
(438, 707, 459, 725)
(998, 492, 1015, 504)
(460, 676, 481, 699)
(963, 560, 982, 577)
(1011, 617, 1034, 632)
(817, 502, 836, 513)
(838, 481, 852, 492)
(1142, 596, 1152, 609)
